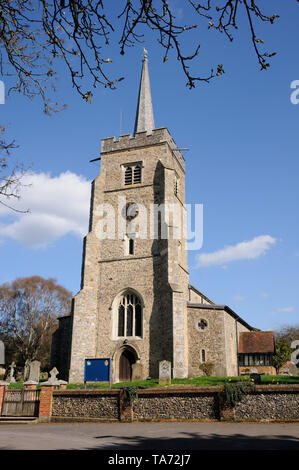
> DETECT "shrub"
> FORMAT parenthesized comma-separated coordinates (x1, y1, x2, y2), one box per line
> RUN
(199, 362, 215, 376)
(123, 385, 139, 403)
(223, 381, 253, 407)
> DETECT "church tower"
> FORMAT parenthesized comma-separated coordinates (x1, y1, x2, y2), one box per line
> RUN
(67, 55, 190, 383)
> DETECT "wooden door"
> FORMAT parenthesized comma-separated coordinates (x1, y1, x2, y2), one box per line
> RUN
(119, 350, 133, 382)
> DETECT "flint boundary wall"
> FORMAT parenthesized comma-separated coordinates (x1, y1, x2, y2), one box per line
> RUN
(48, 385, 299, 423)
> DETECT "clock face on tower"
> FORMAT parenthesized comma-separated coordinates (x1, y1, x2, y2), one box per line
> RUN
(124, 202, 139, 220)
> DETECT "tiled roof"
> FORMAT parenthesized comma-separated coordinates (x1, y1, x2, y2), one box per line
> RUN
(239, 331, 275, 353)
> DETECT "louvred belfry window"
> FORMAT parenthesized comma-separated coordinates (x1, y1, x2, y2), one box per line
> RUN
(117, 293, 143, 337)
(124, 166, 133, 185)
(123, 163, 142, 185)
(133, 164, 142, 184)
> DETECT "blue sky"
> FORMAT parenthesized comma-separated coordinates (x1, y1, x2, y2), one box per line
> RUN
(0, 1, 298, 332)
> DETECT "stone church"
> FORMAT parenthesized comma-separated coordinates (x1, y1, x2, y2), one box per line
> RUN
(52, 56, 272, 384)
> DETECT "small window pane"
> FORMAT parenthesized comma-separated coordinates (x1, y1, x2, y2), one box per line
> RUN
(135, 304, 142, 337)
(129, 238, 134, 255)
(118, 305, 125, 337)
(201, 349, 206, 363)
(126, 304, 133, 336)
(125, 167, 133, 185)
(133, 165, 142, 184)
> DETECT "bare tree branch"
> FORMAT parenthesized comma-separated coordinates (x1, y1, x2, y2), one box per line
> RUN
(0, 1, 281, 108)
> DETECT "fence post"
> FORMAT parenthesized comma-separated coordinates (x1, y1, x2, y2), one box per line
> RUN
(119, 389, 134, 422)
(23, 380, 38, 390)
(0, 381, 9, 415)
(38, 385, 54, 423)
(218, 391, 236, 421)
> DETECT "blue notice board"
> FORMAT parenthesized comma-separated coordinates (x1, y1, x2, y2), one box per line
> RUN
(84, 358, 111, 382)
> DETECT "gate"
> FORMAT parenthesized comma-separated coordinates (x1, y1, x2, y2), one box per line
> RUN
(1, 388, 39, 417)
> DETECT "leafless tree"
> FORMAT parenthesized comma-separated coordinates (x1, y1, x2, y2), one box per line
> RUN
(0, 1, 283, 207)
(275, 324, 299, 346)
(0, 126, 30, 212)
(0, 276, 72, 368)
(0, 1, 281, 109)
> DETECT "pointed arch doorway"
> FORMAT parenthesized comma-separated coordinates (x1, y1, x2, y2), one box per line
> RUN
(119, 348, 136, 382)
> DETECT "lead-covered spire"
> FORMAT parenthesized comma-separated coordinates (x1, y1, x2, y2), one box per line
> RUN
(133, 54, 155, 135)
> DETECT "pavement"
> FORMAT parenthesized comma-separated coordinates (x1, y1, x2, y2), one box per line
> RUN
(0, 421, 299, 451)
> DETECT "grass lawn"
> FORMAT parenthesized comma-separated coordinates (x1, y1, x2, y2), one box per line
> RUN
(65, 374, 299, 390)
(6, 374, 299, 389)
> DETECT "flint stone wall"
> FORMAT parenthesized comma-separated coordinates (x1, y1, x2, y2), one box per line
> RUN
(235, 391, 299, 421)
(52, 390, 119, 420)
(133, 391, 219, 420)
(50, 385, 299, 422)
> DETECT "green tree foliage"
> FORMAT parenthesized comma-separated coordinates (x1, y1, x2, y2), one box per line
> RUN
(273, 341, 292, 372)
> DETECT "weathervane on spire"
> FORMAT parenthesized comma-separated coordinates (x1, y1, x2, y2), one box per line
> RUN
(143, 47, 148, 59)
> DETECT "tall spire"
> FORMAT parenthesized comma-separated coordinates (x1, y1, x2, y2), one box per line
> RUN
(133, 53, 155, 135)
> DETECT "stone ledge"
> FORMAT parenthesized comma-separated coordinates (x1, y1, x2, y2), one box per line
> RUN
(136, 386, 222, 395)
(53, 389, 120, 396)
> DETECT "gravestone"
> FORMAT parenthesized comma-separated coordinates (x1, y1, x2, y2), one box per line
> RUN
(214, 364, 227, 377)
(132, 362, 143, 381)
(159, 360, 171, 386)
(0, 340, 5, 365)
(42, 367, 60, 386)
(28, 360, 41, 382)
(7, 362, 16, 383)
(24, 360, 30, 382)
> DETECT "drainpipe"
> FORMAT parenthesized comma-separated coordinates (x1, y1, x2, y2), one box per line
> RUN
(235, 318, 239, 376)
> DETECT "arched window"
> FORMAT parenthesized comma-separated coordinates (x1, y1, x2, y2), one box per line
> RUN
(117, 293, 143, 338)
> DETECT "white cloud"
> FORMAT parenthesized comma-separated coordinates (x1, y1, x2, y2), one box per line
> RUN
(234, 295, 245, 302)
(195, 235, 276, 268)
(0, 171, 91, 248)
(277, 306, 295, 312)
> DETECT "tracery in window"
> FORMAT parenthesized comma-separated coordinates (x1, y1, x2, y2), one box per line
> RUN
(117, 293, 143, 338)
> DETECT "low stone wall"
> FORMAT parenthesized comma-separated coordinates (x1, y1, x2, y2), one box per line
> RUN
(234, 386, 299, 421)
(50, 385, 299, 423)
(52, 390, 119, 421)
(133, 388, 219, 421)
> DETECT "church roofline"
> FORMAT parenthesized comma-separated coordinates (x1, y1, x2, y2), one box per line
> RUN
(187, 302, 258, 331)
(100, 127, 185, 169)
(188, 284, 215, 305)
(134, 55, 155, 135)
